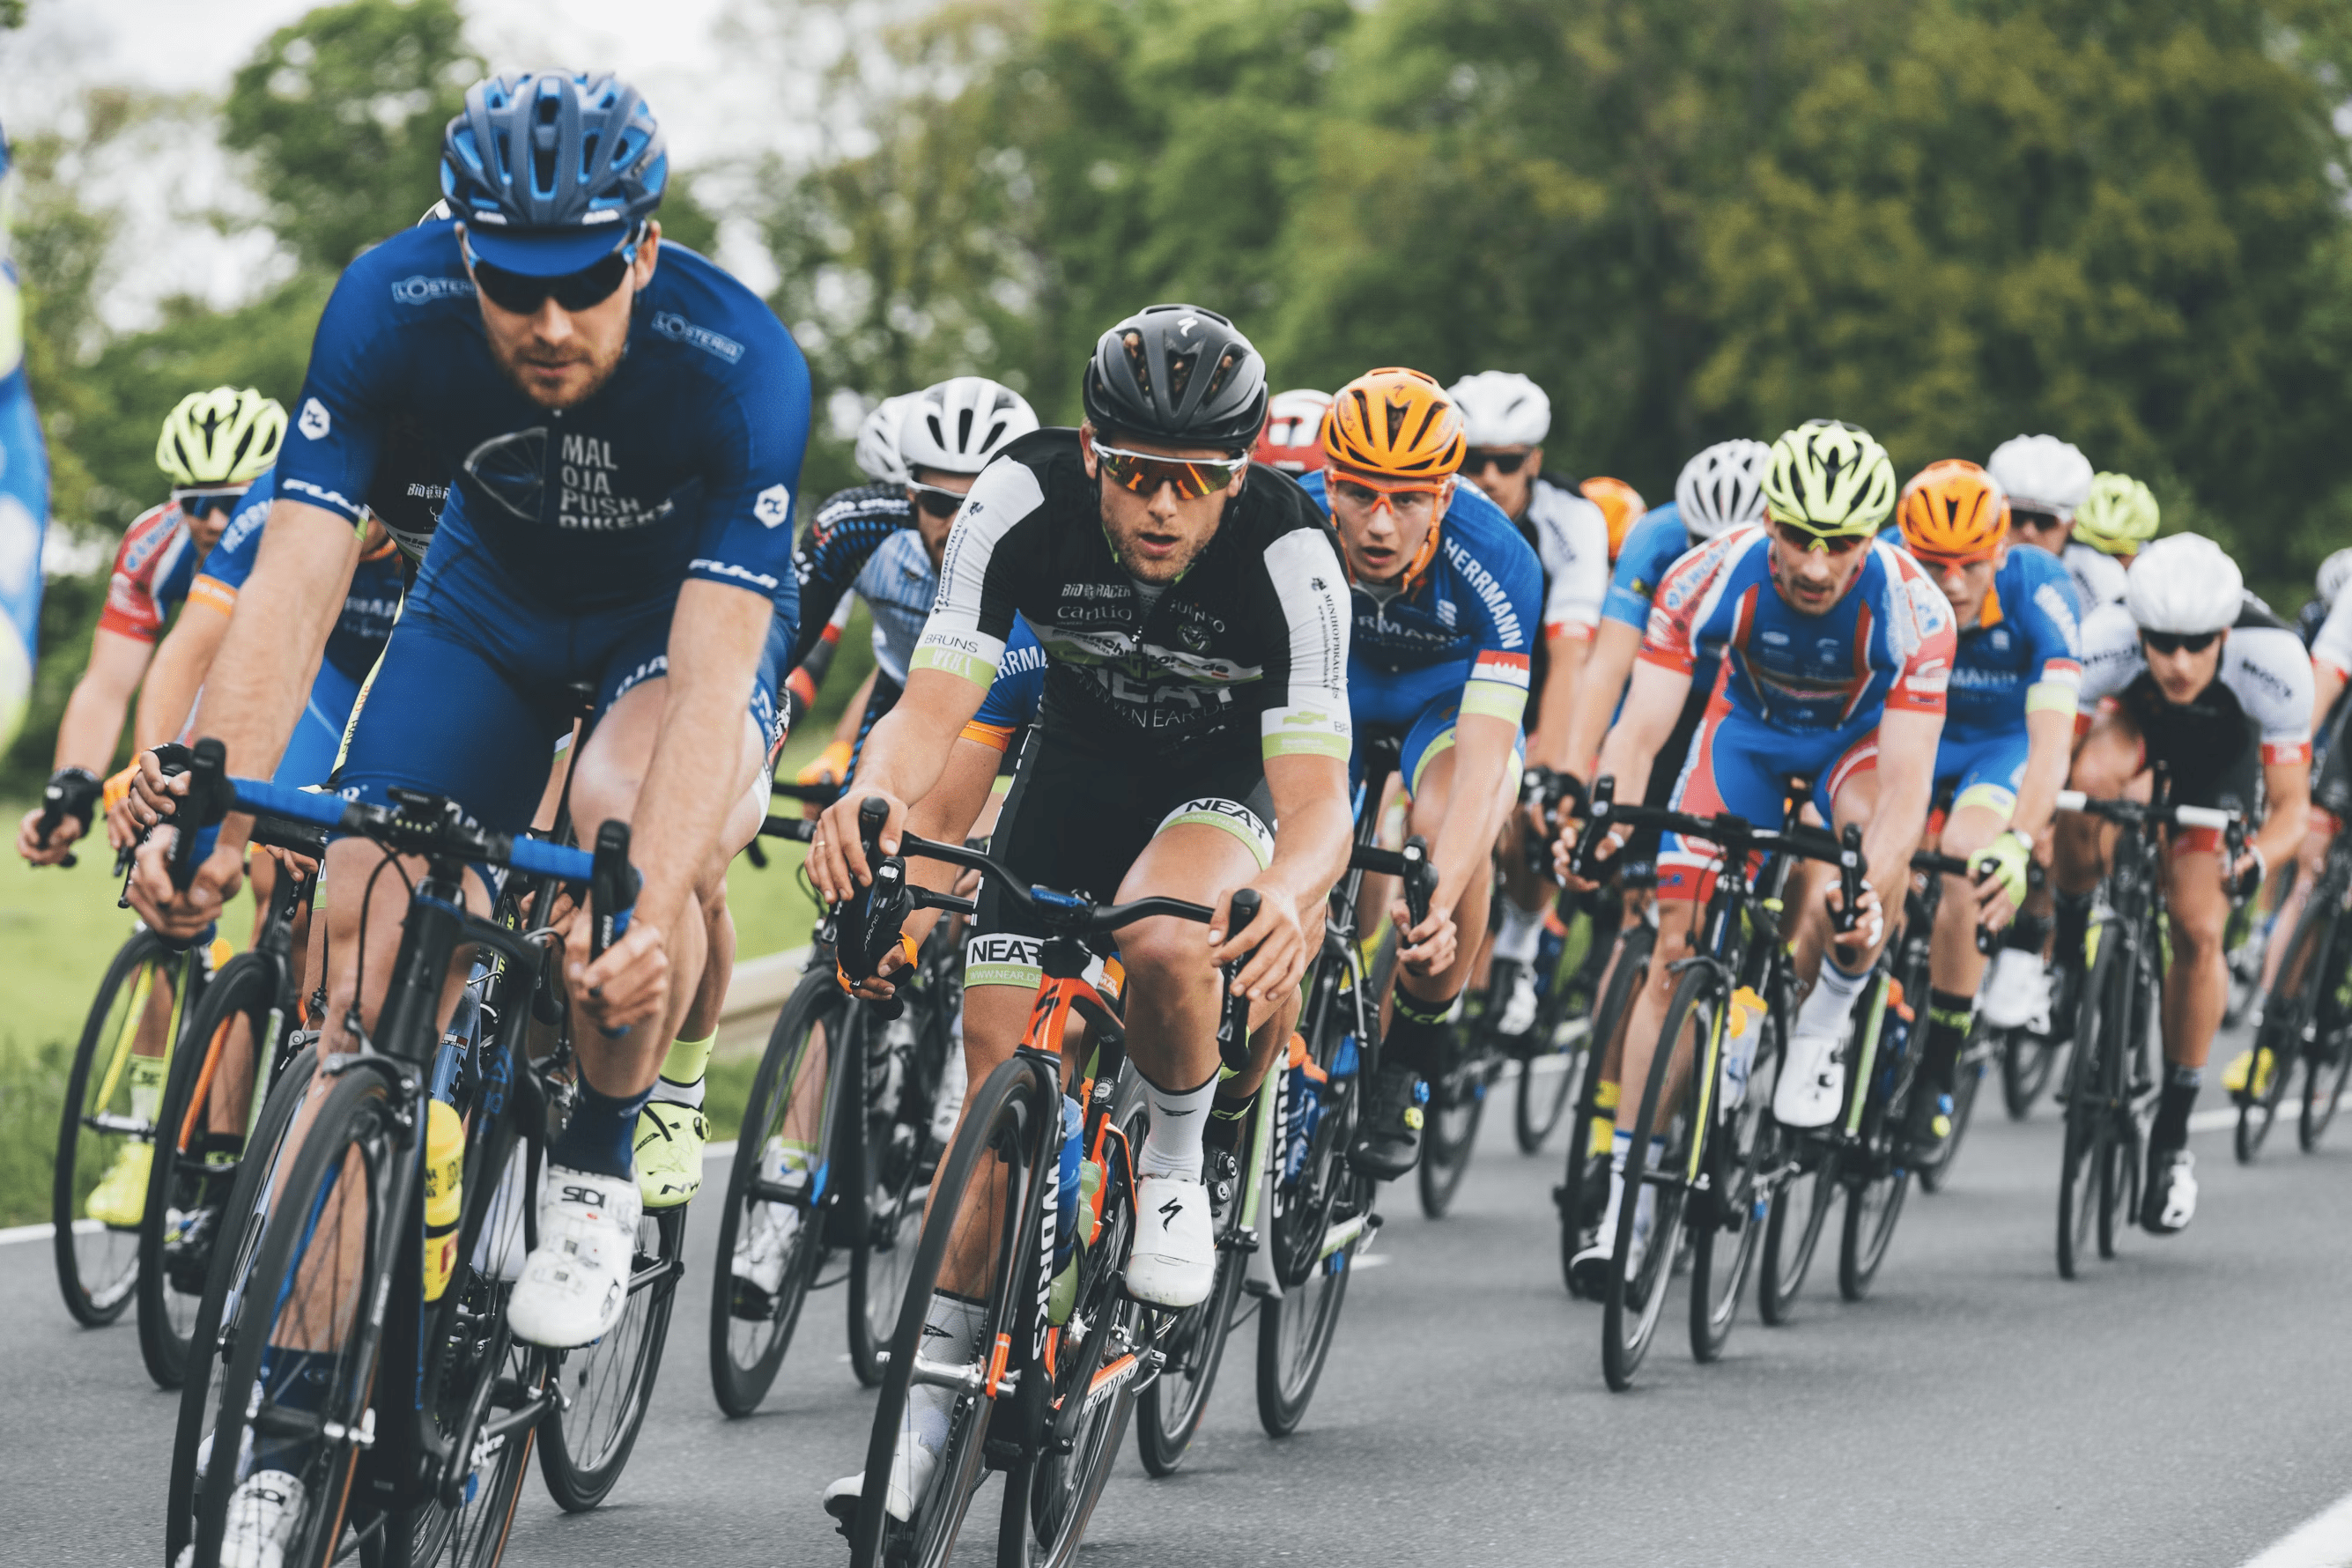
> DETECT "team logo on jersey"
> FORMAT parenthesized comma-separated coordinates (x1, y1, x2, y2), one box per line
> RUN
(2033, 581, 2081, 654)
(1179, 622, 1210, 652)
(755, 484, 792, 529)
(649, 311, 744, 364)
(299, 398, 331, 440)
(391, 275, 474, 307)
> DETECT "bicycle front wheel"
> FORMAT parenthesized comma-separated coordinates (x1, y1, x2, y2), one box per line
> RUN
(53, 929, 178, 1327)
(2244, 896, 2333, 1164)
(1515, 933, 1591, 1153)
(2057, 925, 2126, 1279)
(1600, 965, 1705, 1391)
(1691, 1002, 1779, 1363)
(1256, 1006, 1371, 1437)
(1416, 1041, 1490, 1219)
(1757, 1134, 1835, 1326)
(1919, 1024, 1989, 1194)
(850, 1004, 934, 1387)
(1135, 1129, 1245, 1476)
(1558, 925, 1649, 1296)
(537, 1203, 685, 1512)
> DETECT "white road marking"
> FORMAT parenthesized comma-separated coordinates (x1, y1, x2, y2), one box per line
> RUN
(2240, 1489, 2352, 1568)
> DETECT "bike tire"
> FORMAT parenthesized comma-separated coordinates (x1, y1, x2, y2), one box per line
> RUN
(1919, 1025, 1988, 1194)
(1999, 1026, 2060, 1120)
(1135, 1135, 1246, 1476)
(140, 953, 278, 1388)
(1690, 1001, 1779, 1363)
(850, 1004, 936, 1388)
(2243, 896, 2333, 1165)
(2057, 924, 2125, 1279)
(844, 1054, 1049, 1568)
(52, 928, 176, 1327)
(1757, 1135, 1835, 1327)
(2301, 933, 2352, 1149)
(1514, 934, 1589, 1153)
(537, 1202, 685, 1512)
(1600, 965, 1705, 1391)
(1557, 925, 1649, 1297)
(1416, 1048, 1488, 1219)
(708, 968, 844, 1416)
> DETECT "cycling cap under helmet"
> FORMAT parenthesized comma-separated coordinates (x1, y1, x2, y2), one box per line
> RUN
(1986, 433, 2094, 519)
(1252, 389, 1332, 475)
(899, 378, 1039, 477)
(1897, 459, 2009, 559)
(1675, 440, 1770, 541)
(1446, 371, 1551, 447)
(158, 387, 286, 486)
(1323, 368, 1466, 479)
(1081, 303, 1268, 451)
(2071, 471, 2160, 558)
(2126, 533, 2242, 635)
(2316, 547, 2352, 611)
(1582, 477, 1647, 558)
(1762, 419, 1897, 538)
(441, 71, 668, 274)
(854, 393, 916, 485)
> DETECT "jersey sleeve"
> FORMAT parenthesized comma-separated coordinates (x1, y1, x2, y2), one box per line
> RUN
(1457, 507, 1544, 729)
(968, 615, 1047, 736)
(1254, 527, 1353, 761)
(684, 331, 810, 658)
(2017, 557, 2084, 719)
(2230, 625, 2316, 765)
(1883, 551, 1957, 714)
(2311, 595, 2352, 683)
(187, 473, 277, 618)
(96, 508, 188, 643)
(1638, 530, 1738, 677)
(2075, 603, 2144, 706)
(913, 455, 1039, 691)
(275, 262, 410, 528)
(789, 499, 899, 670)
(1535, 486, 1611, 643)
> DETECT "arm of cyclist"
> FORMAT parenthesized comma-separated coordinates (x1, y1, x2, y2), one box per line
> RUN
(2248, 754, 2311, 893)
(1973, 705, 2074, 928)
(1400, 708, 1518, 975)
(126, 499, 363, 936)
(1525, 629, 1587, 779)
(1555, 655, 1695, 888)
(1559, 618, 1640, 784)
(1831, 704, 1943, 956)
(1217, 751, 1351, 1005)
(106, 593, 234, 847)
(808, 666, 987, 899)
(15, 627, 151, 863)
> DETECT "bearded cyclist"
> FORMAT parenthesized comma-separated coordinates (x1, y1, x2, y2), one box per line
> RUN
(1559, 420, 1955, 1292)
(1886, 460, 2082, 1158)
(2061, 533, 2312, 1233)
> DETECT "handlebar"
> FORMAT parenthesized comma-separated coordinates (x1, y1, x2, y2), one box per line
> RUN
(1569, 774, 1861, 885)
(2055, 788, 2254, 900)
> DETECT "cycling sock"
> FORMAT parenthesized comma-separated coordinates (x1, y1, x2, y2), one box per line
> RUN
(905, 1291, 987, 1453)
(253, 1346, 337, 1475)
(2152, 1065, 2202, 1152)
(1795, 958, 1870, 1039)
(1135, 1070, 1218, 1181)
(2054, 891, 2093, 965)
(1493, 897, 1543, 966)
(1924, 989, 1975, 1094)
(129, 1054, 166, 1125)
(1586, 1079, 1620, 1158)
(649, 1032, 714, 1111)
(1387, 987, 1460, 1077)
(1204, 1091, 1254, 1157)
(550, 1076, 654, 1180)
(2004, 907, 2052, 953)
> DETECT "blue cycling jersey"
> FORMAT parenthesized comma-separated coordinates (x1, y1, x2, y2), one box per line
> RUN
(1927, 540, 2082, 741)
(200, 470, 406, 682)
(277, 218, 810, 624)
(974, 616, 1047, 729)
(1603, 502, 1721, 705)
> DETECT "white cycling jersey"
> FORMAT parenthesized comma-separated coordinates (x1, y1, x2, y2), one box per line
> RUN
(1522, 475, 1611, 642)
(2062, 541, 2128, 612)
(2078, 595, 2316, 763)
(2309, 591, 2352, 684)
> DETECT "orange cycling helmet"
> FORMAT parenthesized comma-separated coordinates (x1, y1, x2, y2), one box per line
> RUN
(1581, 476, 1647, 560)
(1321, 367, 1466, 480)
(1897, 459, 2009, 560)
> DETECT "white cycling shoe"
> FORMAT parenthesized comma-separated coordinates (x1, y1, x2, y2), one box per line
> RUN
(1124, 1175, 1215, 1308)
(1497, 966, 1541, 1037)
(174, 1469, 306, 1568)
(507, 1164, 640, 1349)
(1773, 1020, 1849, 1130)
(823, 1431, 943, 1526)
(1980, 948, 2052, 1032)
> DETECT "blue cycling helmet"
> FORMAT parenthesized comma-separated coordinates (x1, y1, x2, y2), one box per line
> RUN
(440, 71, 667, 275)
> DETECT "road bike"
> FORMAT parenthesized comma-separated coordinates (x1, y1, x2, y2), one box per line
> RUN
(2236, 818, 2352, 1158)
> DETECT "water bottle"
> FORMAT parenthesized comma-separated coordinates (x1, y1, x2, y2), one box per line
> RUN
(1283, 1036, 1328, 1183)
(1720, 987, 1765, 1111)
(422, 1098, 464, 1300)
(1053, 1095, 1082, 1268)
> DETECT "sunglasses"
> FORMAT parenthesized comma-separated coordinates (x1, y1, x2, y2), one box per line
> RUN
(173, 487, 245, 520)
(2141, 629, 2220, 655)
(1331, 476, 1444, 518)
(2009, 507, 2065, 531)
(1912, 549, 1997, 575)
(1091, 440, 1249, 501)
(1461, 448, 1530, 477)
(1771, 518, 1868, 556)
(468, 245, 635, 316)
(906, 482, 966, 520)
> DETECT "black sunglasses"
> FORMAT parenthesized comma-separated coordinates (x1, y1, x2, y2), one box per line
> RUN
(1462, 448, 1530, 476)
(2141, 629, 2219, 655)
(907, 482, 965, 520)
(2009, 507, 2064, 530)
(173, 487, 244, 520)
(470, 248, 634, 315)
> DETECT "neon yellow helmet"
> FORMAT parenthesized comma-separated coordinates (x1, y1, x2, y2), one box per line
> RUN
(156, 387, 286, 486)
(1761, 418, 1897, 539)
(2072, 471, 2159, 558)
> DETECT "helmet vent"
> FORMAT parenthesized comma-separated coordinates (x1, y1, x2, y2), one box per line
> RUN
(1165, 347, 1200, 408)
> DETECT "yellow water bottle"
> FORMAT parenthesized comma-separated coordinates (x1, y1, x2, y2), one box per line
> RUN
(423, 1099, 464, 1300)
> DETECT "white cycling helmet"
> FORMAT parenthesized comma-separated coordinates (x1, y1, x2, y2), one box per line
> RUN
(1674, 439, 1770, 540)
(2317, 547, 2352, 610)
(1446, 371, 1551, 447)
(899, 376, 1039, 477)
(1986, 433, 2095, 518)
(854, 393, 916, 485)
(2126, 533, 2243, 635)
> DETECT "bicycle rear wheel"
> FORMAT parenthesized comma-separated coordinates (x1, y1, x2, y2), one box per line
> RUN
(708, 969, 842, 1416)
(1690, 1003, 1779, 1362)
(53, 929, 178, 1327)
(1600, 965, 1704, 1391)
(537, 1204, 685, 1511)
(141, 953, 279, 1388)
(1757, 1134, 1835, 1326)
(1557, 925, 1649, 1296)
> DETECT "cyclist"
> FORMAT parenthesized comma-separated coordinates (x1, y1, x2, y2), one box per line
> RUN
(1251, 387, 1332, 475)
(1986, 433, 2109, 610)
(1886, 459, 2082, 1157)
(806, 302, 1353, 1522)
(1582, 474, 1646, 563)
(1446, 370, 1611, 1036)
(2060, 533, 2312, 1234)
(1560, 419, 1955, 1291)
(2067, 470, 2161, 576)
(1295, 367, 1541, 1174)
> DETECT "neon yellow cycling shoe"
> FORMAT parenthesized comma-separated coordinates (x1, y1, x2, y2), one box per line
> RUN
(633, 1102, 707, 1209)
(2223, 1047, 2274, 1101)
(85, 1142, 152, 1228)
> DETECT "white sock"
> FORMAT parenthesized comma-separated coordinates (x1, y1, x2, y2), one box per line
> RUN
(904, 1292, 987, 1451)
(1796, 958, 1870, 1039)
(1135, 1072, 1217, 1181)
(1494, 897, 1543, 965)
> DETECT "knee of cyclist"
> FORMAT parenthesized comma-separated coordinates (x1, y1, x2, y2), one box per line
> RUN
(2172, 912, 2228, 964)
(1117, 917, 1213, 995)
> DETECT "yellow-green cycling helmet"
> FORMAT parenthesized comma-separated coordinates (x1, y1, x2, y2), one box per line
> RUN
(1761, 418, 1897, 539)
(156, 386, 287, 487)
(2071, 471, 2159, 558)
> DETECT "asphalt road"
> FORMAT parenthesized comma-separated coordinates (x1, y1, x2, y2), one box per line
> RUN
(8, 1034, 2351, 1568)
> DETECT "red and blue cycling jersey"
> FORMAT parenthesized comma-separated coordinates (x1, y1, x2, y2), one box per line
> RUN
(196, 470, 407, 683)
(99, 502, 204, 644)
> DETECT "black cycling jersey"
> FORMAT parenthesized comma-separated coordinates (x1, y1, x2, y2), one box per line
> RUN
(914, 428, 1350, 765)
(789, 480, 922, 675)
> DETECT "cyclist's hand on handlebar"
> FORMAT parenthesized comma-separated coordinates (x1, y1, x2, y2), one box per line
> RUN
(1392, 897, 1458, 977)
(2227, 844, 2267, 903)
(1554, 817, 1626, 893)
(127, 831, 245, 940)
(566, 913, 671, 1034)
(1823, 878, 1885, 958)
(14, 803, 83, 866)
(123, 748, 183, 832)
(1209, 878, 1311, 1002)
(1969, 828, 2032, 931)
(838, 933, 916, 1004)
(808, 788, 908, 903)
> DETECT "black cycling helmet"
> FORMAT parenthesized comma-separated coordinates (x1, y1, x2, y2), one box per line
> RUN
(1081, 303, 1268, 452)
(440, 72, 667, 274)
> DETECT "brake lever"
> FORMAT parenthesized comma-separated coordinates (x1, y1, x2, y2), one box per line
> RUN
(1569, 775, 1617, 881)
(1832, 823, 1866, 937)
(1216, 887, 1263, 1073)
